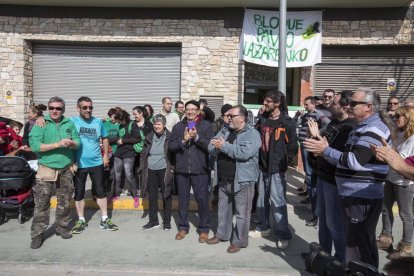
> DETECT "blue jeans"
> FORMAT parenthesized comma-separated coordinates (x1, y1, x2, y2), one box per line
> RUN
(300, 145, 313, 189)
(316, 177, 346, 263)
(256, 171, 292, 240)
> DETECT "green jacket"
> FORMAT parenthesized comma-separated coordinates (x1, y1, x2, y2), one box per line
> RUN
(29, 115, 80, 169)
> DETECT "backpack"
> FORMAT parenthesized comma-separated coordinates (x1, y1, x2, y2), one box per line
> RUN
(119, 122, 145, 154)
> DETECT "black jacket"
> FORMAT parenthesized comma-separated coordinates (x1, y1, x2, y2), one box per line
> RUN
(256, 112, 298, 174)
(169, 119, 214, 175)
(111, 121, 142, 159)
(315, 118, 355, 184)
(139, 120, 154, 136)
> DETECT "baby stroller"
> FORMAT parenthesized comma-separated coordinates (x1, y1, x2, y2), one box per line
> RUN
(0, 156, 35, 224)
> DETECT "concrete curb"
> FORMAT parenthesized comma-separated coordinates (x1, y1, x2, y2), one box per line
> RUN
(50, 197, 200, 211)
(49, 196, 400, 214)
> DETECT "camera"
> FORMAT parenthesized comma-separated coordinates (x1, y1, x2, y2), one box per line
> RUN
(304, 242, 384, 276)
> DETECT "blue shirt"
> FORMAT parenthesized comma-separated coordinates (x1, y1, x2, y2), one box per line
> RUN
(71, 116, 107, 169)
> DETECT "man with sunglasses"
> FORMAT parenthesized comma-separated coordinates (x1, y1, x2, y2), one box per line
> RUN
(304, 87, 391, 268)
(316, 89, 336, 120)
(386, 96, 400, 128)
(29, 96, 80, 249)
(71, 96, 118, 234)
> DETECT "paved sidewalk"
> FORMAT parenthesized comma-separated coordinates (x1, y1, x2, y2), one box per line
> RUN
(0, 168, 400, 275)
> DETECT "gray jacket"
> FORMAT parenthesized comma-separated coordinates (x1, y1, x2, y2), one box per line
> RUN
(208, 124, 261, 192)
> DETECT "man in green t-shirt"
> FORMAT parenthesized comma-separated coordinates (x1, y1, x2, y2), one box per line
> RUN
(29, 96, 80, 249)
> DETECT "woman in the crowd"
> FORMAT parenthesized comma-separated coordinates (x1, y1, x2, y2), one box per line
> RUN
(22, 104, 47, 146)
(132, 106, 153, 136)
(143, 104, 154, 123)
(139, 114, 174, 230)
(132, 106, 154, 196)
(103, 107, 120, 196)
(377, 106, 414, 259)
(111, 109, 142, 208)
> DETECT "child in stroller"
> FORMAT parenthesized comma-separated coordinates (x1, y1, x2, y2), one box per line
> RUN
(0, 148, 36, 224)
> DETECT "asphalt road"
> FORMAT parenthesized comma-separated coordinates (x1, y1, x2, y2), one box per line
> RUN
(0, 169, 402, 275)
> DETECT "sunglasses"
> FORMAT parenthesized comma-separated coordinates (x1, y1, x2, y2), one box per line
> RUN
(323, 95, 333, 99)
(349, 100, 370, 108)
(388, 102, 399, 105)
(395, 113, 404, 119)
(226, 114, 242, 119)
(81, 106, 94, 110)
(48, 106, 63, 111)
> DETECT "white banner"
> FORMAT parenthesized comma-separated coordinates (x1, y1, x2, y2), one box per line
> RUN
(239, 9, 322, 68)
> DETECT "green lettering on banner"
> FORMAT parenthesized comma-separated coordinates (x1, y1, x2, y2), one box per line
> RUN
(269, 17, 279, 29)
(253, 44, 262, 58)
(300, 48, 308, 61)
(296, 19, 304, 30)
(256, 27, 279, 47)
(256, 27, 267, 43)
(254, 14, 263, 27)
(269, 47, 278, 61)
(244, 41, 254, 57)
(286, 18, 305, 30)
(262, 46, 269, 59)
(286, 31, 294, 48)
(287, 50, 300, 62)
(253, 14, 279, 29)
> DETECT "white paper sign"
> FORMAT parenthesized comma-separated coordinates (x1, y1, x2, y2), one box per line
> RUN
(239, 9, 322, 68)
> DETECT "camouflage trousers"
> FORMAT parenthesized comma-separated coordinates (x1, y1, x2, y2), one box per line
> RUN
(31, 168, 74, 239)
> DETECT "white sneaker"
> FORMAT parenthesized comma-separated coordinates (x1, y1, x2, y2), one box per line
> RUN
(248, 229, 271, 238)
(276, 239, 289, 250)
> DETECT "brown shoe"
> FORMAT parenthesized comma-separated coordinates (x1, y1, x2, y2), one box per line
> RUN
(227, 244, 241, 253)
(175, 230, 188, 240)
(388, 240, 413, 260)
(207, 236, 221, 245)
(377, 233, 394, 252)
(199, 232, 209, 243)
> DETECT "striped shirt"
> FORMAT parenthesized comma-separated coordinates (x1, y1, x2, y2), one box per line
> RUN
(322, 113, 390, 199)
(297, 109, 330, 143)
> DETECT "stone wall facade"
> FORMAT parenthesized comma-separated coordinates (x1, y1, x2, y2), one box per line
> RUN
(0, 8, 413, 122)
(0, 17, 242, 122)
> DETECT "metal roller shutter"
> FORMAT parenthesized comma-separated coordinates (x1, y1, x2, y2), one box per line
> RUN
(33, 44, 181, 118)
(315, 46, 414, 104)
(200, 96, 224, 119)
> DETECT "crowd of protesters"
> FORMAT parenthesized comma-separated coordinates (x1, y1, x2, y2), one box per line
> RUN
(1, 89, 414, 272)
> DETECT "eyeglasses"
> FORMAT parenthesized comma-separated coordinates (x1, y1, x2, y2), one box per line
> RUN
(349, 100, 370, 108)
(81, 106, 94, 110)
(226, 114, 242, 119)
(48, 106, 63, 111)
(388, 102, 399, 105)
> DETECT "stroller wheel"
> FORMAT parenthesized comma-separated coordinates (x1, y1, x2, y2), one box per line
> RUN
(18, 213, 25, 224)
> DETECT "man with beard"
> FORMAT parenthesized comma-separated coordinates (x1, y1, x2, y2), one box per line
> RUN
(249, 91, 298, 250)
(71, 97, 118, 234)
(306, 90, 355, 262)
